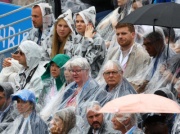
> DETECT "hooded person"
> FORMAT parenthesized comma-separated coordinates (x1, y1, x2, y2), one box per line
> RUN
(14, 40, 46, 100)
(70, 6, 106, 78)
(96, 0, 133, 42)
(93, 60, 137, 120)
(84, 101, 120, 134)
(0, 82, 18, 133)
(2, 89, 49, 134)
(38, 54, 70, 109)
(44, 9, 76, 59)
(50, 107, 83, 134)
(23, 3, 55, 61)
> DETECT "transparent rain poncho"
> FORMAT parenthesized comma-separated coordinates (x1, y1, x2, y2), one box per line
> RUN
(40, 57, 100, 121)
(83, 101, 120, 134)
(112, 113, 144, 134)
(94, 60, 137, 120)
(96, 0, 133, 41)
(50, 107, 83, 134)
(127, 27, 176, 93)
(0, 82, 18, 133)
(37, 54, 70, 110)
(3, 89, 49, 134)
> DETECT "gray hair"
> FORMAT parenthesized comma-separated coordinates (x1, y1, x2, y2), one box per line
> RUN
(102, 60, 123, 73)
(70, 56, 91, 74)
(0, 82, 14, 99)
(116, 113, 137, 126)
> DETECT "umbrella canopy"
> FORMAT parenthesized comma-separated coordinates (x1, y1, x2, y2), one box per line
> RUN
(120, 2, 180, 28)
(99, 94, 180, 113)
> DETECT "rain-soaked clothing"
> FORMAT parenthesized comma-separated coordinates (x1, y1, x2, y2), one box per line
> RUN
(58, 77, 99, 118)
(103, 43, 150, 79)
(43, 9, 75, 59)
(38, 54, 70, 109)
(2, 111, 49, 134)
(85, 120, 120, 134)
(23, 3, 55, 61)
(15, 40, 46, 99)
(94, 78, 136, 119)
(71, 6, 106, 78)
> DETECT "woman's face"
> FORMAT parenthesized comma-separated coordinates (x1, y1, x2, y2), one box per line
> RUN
(56, 19, 71, 40)
(64, 68, 73, 83)
(50, 115, 64, 134)
(16, 98, 33, 115)
(75, 15, 86, 35)
(50, 62, 61, 78)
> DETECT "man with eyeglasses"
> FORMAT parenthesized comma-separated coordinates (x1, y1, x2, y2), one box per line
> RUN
(94, 60, 136, 120)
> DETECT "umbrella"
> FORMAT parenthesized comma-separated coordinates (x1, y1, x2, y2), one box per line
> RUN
(120, 2, 180, 28)
(99, 94, 180, 113)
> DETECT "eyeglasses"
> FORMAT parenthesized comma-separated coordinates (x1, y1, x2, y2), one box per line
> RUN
(70, 69, 86, 74)
(14, 50, 24, 56)
(103, 70, 120, 76)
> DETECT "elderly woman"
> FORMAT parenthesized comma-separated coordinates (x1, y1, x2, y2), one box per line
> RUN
(111, 113, 144, 134)
(3, 89, 48, 134)
(38, 54, 70, 109)
(57, 57, 99, 117)
(50, 107, 76, 134)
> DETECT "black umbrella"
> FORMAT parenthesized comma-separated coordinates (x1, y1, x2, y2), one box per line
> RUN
(120, 2, 180, 29)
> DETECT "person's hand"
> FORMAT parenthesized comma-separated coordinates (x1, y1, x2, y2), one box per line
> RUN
(84, 24, 95, 38)
(3, 58, 11, 68)
(11, 53, 19, 60)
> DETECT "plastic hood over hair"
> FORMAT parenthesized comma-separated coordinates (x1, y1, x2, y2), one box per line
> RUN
(34, 3, 55, 30)
(54, 107, 76, 133)
(56, 9, 75, 35)
(19, 40, 41, 69)
(12, 89, 36, 104)
(74, 6, 96, 27)
(0, 82, 14, 99)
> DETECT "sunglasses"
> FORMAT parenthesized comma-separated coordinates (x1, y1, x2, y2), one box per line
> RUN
(14, 50, 24, 55)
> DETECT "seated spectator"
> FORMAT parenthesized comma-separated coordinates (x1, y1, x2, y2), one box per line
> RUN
(0, 82, 18, 133)
(143, 114, 168, 134)
(44, 9, 75, 59)
(85, 101, 119, 134)
(94, 60, 136, 119)
(38, 54, 70, 109)
(112, 113, 144, 134)
(58, 57, 99, 118)
(131, 28, 176, 93)
(64, 60, 74, 86)
(3, 89, 48, 134)
(14, 40, 46, 99)
(50, 107, 78, 134)
(71, 6, 106, 78)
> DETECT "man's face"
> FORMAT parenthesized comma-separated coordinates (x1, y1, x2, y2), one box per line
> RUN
(32, 6, 43, 29)
(103, 65, 122, 89)
(143, 39, 157, 57)
(87, 107, 103, 130)
(16, 49, 27, 67)
(116, 27, 135, 49)
(75, 15, 86, 35)
(0, 91, 6, 110)
(50, 62, 61, 78)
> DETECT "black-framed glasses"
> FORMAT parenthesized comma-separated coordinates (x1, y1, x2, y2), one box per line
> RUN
(14, 50, 24, 56)
(103, 70, 120, 76)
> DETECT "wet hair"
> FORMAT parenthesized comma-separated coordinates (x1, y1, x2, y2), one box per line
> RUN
(115, 23, 135, 33)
